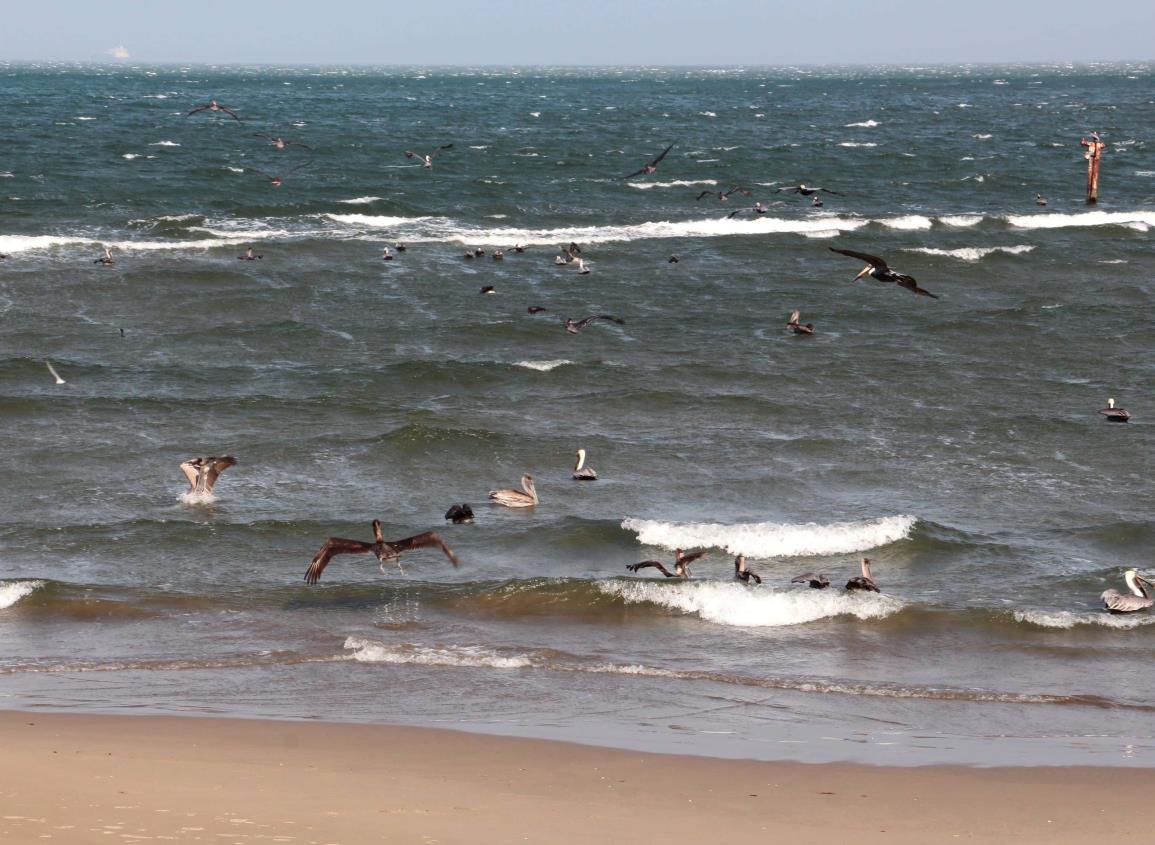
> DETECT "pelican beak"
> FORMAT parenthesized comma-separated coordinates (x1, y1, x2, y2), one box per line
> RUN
(852, 266, 871, 283)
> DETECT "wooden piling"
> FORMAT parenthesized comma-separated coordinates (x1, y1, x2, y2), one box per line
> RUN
(1080, 132, 1104, 204)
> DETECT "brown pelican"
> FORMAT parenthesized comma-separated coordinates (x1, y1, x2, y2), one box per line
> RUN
(94, 247, 115, 266)
(473, 248, 485, 257)
(626, 548, 707, 579)
(528, 306, 551, 315)
(564, 314, 625, 334)
(845, 558, 880, 592)
(576, 258, 591, 275)
(830, 248, 939, 299)
(1101, 569, 1154, 613)
(381, 247, 394, 261)
(1098, 398, 1131, 422)
(488, 473, 538, 508)
(791, 572, 831, 589)
(727, 201, 769, 219)
(811, 195, 824, 208)
(444, 504, 475, 524)
(777, 184, 841, 197)
(571, 449, 597, 480)
(180, 456, 237, 496)
(395, 244, 407, 252)
(1035, 193, 1047, 206)
(492, 250, 504, 260)
(304, 521, 459, 584)
(253, 133, 311, 150)
(237, 247, 262, 261)
(695, 186, 751, 202)
(186, 100, 241, 121)
(252, 161, 310, 187)
(481, 285, 496, 294)
(787, 309, 815, 335)
(624, 142, 676, 179)
(404, 144, 453, 168)
(555, 242, 581, 265)
(734, 555, 762, 585)
(45, 362, 66, 385)
(668, 255, 680, 263)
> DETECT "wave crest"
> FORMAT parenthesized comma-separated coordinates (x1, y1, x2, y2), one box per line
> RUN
(1, 580, 43, 610)
(906, 245, 1035, 261)
(1013, 610, 1155, 630)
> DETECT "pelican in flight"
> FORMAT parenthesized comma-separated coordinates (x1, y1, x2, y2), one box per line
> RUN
(830, 247, 939, 298)
(695, 186, 751, 202)
(1101, 569, 1154, 613)
(488, 473, 539, 508)
(404, 144, 454, 168)
(727, 201, 769, 219)
(624, 141, 676, 179)
(555, 242, 581, 265)
(777, 184, 841, 197)
(253, 133, 311, 150)
(94, 247, 115, 266)
(786, 309, 815, 335)
(572, 449, 597, 480)
(444, 504, 475, 524)
(45, 361, 66, 385)
(734, 555, 762, 585)
(626, 548, 707, 579)
(845, 558, 880, 592)
(791, 572, 831, 589)
(564, 314, 625, 334)
(252, 161, 310, 187)
(180, 456, 237, 496)
(186, 100, 241, 121)
(304, 521, 459, 584)
(1098, 398, 1130, 423)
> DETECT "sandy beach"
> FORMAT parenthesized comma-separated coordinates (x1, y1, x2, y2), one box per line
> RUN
(0, 711, 1151, 844)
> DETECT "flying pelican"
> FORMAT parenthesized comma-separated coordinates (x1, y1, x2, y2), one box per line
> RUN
(564, 314, 625, 334)
(734, 555, 762, 585)
(252, 161, 310, 187)
(186, 100, 241, 121)
(1035, 193, 1047, 206)
(791, 572, 831, 589)
(830, 247, 939, 299)
(787, 309, 815, 335)
(404, 144, 454, 168)
(237, 247, 262, 261)
(555, 242, 581, 264)
(180, 456, 237, 496)
(626, 548, 707, 579)
(488, 473, 539, 508)
(444, 504, 475, 524)
(94, 247, 115, 266)
(304, 521, 459, 584)
(695, 186, 751, 202)
(1101, 569, 1154, 613)
(845, 558, 880, 592)
(1098, 398, 1131, 422)
(253, 133, 311, 151)
(624, 142, 676, 179)
(572, 449, 597, 480)
(777, 184, 841, 197)
(45, 362, 66, 385)
(727, 201, 769, 219)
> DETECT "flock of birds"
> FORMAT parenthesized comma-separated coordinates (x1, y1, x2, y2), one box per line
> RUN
(24, 101, 1150, 617)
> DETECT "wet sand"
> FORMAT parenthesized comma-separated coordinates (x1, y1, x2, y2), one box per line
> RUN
(1, 710, 1150, 844)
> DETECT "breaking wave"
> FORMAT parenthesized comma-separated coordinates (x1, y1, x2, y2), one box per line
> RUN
(1013, 610, 1155, 630)
(513, 359, 573, 372)
(0, 580, 44, 610)
(906, 245, 1035, 261)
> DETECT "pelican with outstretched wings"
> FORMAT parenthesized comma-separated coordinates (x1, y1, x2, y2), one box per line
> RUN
(829, 247, 939, 298)
(624, 142, 676, 179)
(304, 521, 459, 584)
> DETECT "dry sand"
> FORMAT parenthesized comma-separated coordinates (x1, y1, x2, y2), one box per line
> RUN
(1, 710, 1151, 844)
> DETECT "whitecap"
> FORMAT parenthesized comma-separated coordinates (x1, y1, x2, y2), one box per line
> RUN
(699, 111, 717, 117)
(844, 120, 880, 128)
(345, 638, 533, 669)
(801, 229, 842, 239)
(121, 153, 139, 160)
(628, 179, 717, 190)
(1005, 210, 1155, 231)
(879, 215, 933, 230)
(514, 359, 572, 372)
(906, 245, 1034, 261)
(226, 166, 244, 173)
(973, 133, 993, 139)
(838, 142, 878, 148)
(939, 214, 984, 227)
(336, 196, 383, 205)
(148, 140, 181, 147)
(1135, 170, 1155, 177)
(1014, 609, 1155, 630)
(0, 580, 43, 610)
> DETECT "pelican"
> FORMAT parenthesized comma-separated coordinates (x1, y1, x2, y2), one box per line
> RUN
(45, 362, 66, 385)
(1101, 569, 1154, 613)
(304, 521, 459, 584)
(830, 247, 939, 299)
(381, 247, 394, 261)
(186, 100, 241, 121)
(626, 548, 707, 579)
(811, 195, 824, 208)
(668, 255, 680, 263)
(734, 555, 762, 585)
(488, 473, 539, 508)
(572, 449, 597, 480)
(94, 247, 115, 266)
(492, 249, 504, 260)
(1098, 398, 1131, 422)
(624, 141, 676, 179)
(404, 144, 453, 168)
(527, 306, 551, 315)
(791, 572, 831, 589)
(253, 133, 311, 151)
(180, 456, 237, 496)
(777, 184, 841, 196)
(237, 247, 262, 261)
(1035, 193, 1047, 206)
(555, 242, 581, 264)
(576, 258, 591, 275)
(787, 309, 815, 335)
(695, 186, 751, 202)
(395, 244, 407, 252)
(481, 285, 496, 295)
(564, 314, 625, 334)
(252, 161, 310, 187)
(444, 504, 475, 524)
(845, 558, 880, 592)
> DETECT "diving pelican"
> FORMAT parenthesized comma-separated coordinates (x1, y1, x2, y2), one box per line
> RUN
(186, 100, 241, 121)
(830, 247, 939, 299)
(626, 548, 707, 579)
(571, 449, 597, 480)
(94, 247, 115, 266)
(776, 184, 841, 197)
(1098, 398, 1130, 422)
(180, 456, 237, 496)
(845, 558, 880, 592)
(404, 144, 453, 168)
(1101, 569, 1154, 613)
(488, 473, 539, 508)
(734, 555, 762, 585)
(786, 309, 815, 335)
(304, 521, 459, 584)
(253, 133, 311, 151)
(444, 504, 475, 524)
(791, 572, 831, 589)
(564, 314, 625, 334)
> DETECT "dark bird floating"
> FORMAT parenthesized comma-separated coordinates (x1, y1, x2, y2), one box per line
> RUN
(733, 555, 762, 585)
(786, 309, 815, 335)
(186, 100, 241, 121)
(444, 504, 475, 524)
(1098, 398, 1130, 422)
(253, 134, 311, 151)
(180, 456, 237, 497)
(668, 256, 680, 264)
(527, 306, 551, 315)
(564, 315, 625, 334)
(845, 558, 880, 592)
(94, 247, 115, 266)
(624, 142, 676, 179)
(829, 247, 939, 298)
(304, 521, 459, 584)
(626, 548, 707, 579)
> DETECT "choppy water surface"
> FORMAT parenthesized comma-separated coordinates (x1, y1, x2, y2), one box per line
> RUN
(2, 62, 1154, 766)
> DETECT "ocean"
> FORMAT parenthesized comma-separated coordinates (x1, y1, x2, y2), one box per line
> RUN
(2, 61, 1154, 766)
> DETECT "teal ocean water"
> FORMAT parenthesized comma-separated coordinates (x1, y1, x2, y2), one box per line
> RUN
(2, 62, 1154, 766)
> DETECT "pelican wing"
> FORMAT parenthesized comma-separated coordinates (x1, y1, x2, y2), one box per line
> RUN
(648, 142, 676, 167)
(203, 456, 237, 491)
(304, 537, 376, 584)
(727, 209, 744, 219)
(829, 247, 889, 271)
(819, 187, 842, 195)
(623, 166, 650, 179)
(404, 150, 420, 159)
(218, 105, 241, 121)
(627, 561, 673, 577)
(791, 572, 829, 588)
(179, 460, 200, 491)
(695, 190, 713, 201)
(573, 314, 625, 330)
(725, 186, 752, 197)
(1101, 590, 1153, 613)
(527, 306, 551, 314)
(743, 571, 763, 585)
(285, 140, 313, 150)
(678, 549, 708, 565)
(284, 161, 312, 177)
(895, 276, 938, 299)
(439, 143, 455, 150)
(386, 531, 460, 567)
(253, 133, 274, 141)
(775, 186, 802, 194)
(186, 104, 211, 117)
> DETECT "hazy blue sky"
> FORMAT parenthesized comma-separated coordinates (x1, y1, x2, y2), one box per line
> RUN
(3, 1, 1152, 65)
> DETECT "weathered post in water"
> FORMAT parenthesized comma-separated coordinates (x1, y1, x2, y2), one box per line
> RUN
(1080, 131, 1105, 204)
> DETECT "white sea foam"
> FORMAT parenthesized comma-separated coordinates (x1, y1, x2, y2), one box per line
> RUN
(880, 215, 933, 230)
(906, 245, 1035, 261)
(973, 133, 993, 139)
(838, 141, 878, 147)
(344, 637, 534, 668)
(76, 116, 97, 121)
(600, 581, 905, 628)
(226, 166, 244, 173)
(845, 119, 880, 127)
(1014, 610, 1155, 630)
(336, 196, 384, 205)
(801, 229, 841, 239)
(148, 140, 180, 147)
(699, 111, 717, 117)
(325, 214, 435, 228)
(121, 153, 139, 160)
(939, 214, 984, 227)
(621, 514, 916, 558)
(1004, 210, 1155, 230)
(514, 359, 572, 372)
(1135, 171, 1155, 177)
(180, 490, 216, 505)
(0, 581, 43, 610)
(627, 179, 717, 190)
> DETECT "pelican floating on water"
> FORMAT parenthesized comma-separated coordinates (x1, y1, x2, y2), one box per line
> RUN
(830, 247, 939, 299)
(1098, 398, 1130, 422)
(564, 314, 625, 334)
(845, 558, 880, 592)
(571, 448, 597, 480)
(237, 247, 262, 261)
(734, 555, 762, 585)
(787, 309, 815, 335)
(180, 456, 237, 496)
(304, 521, 459, 584)
(1035, 193, 1047, 206)
(444, 504, 475, 524)
(1101, 569, 1154, 613)
(94, 247, 115, 266)
(626, 548, 707, 579)
(488, 473, 539, 508)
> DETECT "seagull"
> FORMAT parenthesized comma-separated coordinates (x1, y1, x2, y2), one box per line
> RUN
(252, 161, 310, 187)
(777, 184, 841, 196)
(845, 558, 880, 592)
(94, 247, 115, 266)
(564, 314, 625, 334)
(444, 504, 475, 524)
(304, 521, 459, 584)
(237, 247, 262, 261)
(733, 555, 762, 585)
(571, 448, 597, 480)
(253, 133, 311, 150)
(186, 100, 241, 121)
(624, 141, 676, 179)
(488, 473, 539, 508)
(1098, 398, 1131, 422)
(45, 362, 66, 385)
(829, 247, 939, 298)
(791, 572, 831, 589)
(1101, 568, 1153, 613)
(1035, 193, 1047, 206)
(786, 309, 815, 335)
(626, 548, 707, 579)
(404, 144, 454, 168)
(179, 456, 237, 497)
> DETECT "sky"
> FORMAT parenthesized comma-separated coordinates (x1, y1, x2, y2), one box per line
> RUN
(2, 0, 1153, 66)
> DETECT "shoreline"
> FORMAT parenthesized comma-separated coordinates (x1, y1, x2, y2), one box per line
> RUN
(2, 710, 1153, 844)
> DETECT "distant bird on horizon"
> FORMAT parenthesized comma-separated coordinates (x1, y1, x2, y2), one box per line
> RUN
(186, 100, 241, 121)
(304, 521, 459, 584)
(564, 314, 625, 334)
(830, 247, 939, 298)
(405, 144, 454, 168)
(1098, 398, 1131, 422)
(626, 548, 707, 579)
(777, 184, 841, 197)
(180, 456, 237, 497)
(624, 141, 676, 179)
(253, 133, 311, 150)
